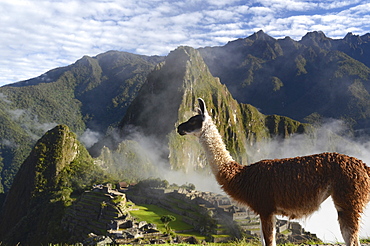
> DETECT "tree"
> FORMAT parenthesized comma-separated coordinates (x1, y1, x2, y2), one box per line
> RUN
(180, 182, 195, 190)
(160, 215, 176, 234)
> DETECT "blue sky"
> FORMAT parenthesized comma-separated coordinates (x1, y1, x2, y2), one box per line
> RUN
(0, 0, 370, 241)
(0, 0, 370, 86)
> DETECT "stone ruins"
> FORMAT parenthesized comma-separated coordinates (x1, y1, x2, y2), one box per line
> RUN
(62, 183, 320, 244)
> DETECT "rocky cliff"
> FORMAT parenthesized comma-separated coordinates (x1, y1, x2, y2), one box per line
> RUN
(0, 124, 108, 245)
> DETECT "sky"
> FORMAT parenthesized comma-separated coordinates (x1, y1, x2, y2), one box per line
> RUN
(1, 0, 370, 241)
(0, 0, 370, 86)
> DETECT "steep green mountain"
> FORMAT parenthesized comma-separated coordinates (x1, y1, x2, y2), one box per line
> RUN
(199, 30, 370, 131)
(2, 31, 369, 244)
(0, 51, 163, 192)
(0, 124, 109, 245)
(94, 46, 310, 179)
(3, 31, 369, 192)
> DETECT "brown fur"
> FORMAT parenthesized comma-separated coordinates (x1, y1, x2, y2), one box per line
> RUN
(218, 153, 370, 220)
(178, 98, 370, 246)
(217, 153, 370, 246)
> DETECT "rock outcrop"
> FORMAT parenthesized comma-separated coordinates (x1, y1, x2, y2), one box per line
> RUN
(0, 125, 107, 245)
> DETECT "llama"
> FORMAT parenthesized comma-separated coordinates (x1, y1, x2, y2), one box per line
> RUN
(177, 98, 370, 246)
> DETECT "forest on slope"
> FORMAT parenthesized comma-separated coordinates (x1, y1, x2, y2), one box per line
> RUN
(1, 31, 370, 193)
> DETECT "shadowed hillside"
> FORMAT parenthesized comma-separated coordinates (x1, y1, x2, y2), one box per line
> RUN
(2, 31, 370, 194)
(199, 31, 370, 130)
(0, 125, 110, 245)
(0, 51, 163, 192)
(92, 46, 311, 181)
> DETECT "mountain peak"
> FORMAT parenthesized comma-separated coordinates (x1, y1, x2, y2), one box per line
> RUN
(300, 31, 332, 49)
(361, 33, 370, 42)
(301, 31, 329, 41)
(87, 46, 211, 156)
(249, 30, 275, 42)
(0, 124, 75, 242)
(0, 124, 104, 245)
(117, 46, 210, 138)
(165, 46, 196, 67)
(343, 32, 367, 46)
(345, 32, 357, 38)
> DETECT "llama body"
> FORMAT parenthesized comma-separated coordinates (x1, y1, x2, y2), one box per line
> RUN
(178, 98, 370, 246)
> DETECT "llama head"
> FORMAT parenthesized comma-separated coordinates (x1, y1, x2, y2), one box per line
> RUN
(177, 98, 209, 136)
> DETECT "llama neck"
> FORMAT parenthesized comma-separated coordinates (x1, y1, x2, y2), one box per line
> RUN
(199, 118, 235, 176)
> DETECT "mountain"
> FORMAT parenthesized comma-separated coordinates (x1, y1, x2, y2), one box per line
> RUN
(2, 31, 370, 192)
(0, 51, 163, 192)
(92, 46, 310, 180)
(0, 124, 109, 245)
(4, 51, 163, 133)
(1, 31, 370, 245)
(302, 31, 370, 67)
(199, 30, 370, 131)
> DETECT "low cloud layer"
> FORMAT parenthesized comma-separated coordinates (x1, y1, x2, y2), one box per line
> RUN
(1, 0, 369, 86)
(2, 95, 57, 140)
(79, 128, 102, 148)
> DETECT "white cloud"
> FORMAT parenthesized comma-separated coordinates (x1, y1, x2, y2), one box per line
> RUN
(0, 93, 11, 104)
(79, 128, 102, 148)
(8, 109, 26, 121)
(249, 6, 275, 15)
(206, 0, 241, 7)
(255, 0, 317, 12)
(318, 0, 363, 9)
(0, 139, 17, 148)
(0, 0, 369, 86)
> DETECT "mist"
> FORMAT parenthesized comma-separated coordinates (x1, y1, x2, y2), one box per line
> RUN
(7, 105, 57, 140)
(161, 166, 223, 194)
(0, 92, 11, 104)
(101, 118, 370, 242)
(79, 128, 102, 148)
(99, 124, 223, 192)
(248, 119, 370, 242)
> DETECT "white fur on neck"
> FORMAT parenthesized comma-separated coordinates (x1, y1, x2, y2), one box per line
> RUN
(199, 115, 234, 175)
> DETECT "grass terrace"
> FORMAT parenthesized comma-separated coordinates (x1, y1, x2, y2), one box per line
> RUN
(129, 203, 206, 239)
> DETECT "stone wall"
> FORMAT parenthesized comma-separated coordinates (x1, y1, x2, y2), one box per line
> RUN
(124, 186, 321, 243)
(62, 185, 170, 244)
(62, 185, 127, 241)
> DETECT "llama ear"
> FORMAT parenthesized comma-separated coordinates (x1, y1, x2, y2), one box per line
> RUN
(198, 98, 208, 116)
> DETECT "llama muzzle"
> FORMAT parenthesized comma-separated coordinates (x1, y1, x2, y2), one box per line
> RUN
(177, 123, 187, 135)
(177, 128, 187, 135)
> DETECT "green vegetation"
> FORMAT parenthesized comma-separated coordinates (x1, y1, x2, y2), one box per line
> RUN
(31, 125, 111, 199)
(5, 36, 367, 194)
(45, 240, 322, 246)
(129, 203, 197, 237)
(2, 33, 370, 245)
(0, 51, 163, 193)
(96, 140, 160, 182)
(161, 214, 177, 234)
(0, 125, 114, 245)
(360, 238, 370, 243)
(200, 30, 370, 132)
(135, 178, 169, 189)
